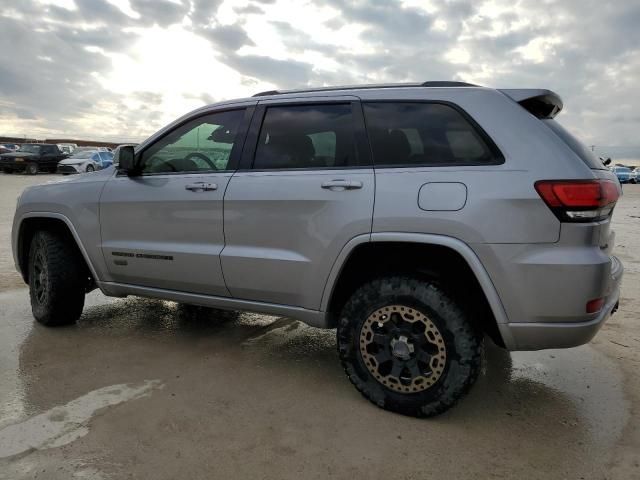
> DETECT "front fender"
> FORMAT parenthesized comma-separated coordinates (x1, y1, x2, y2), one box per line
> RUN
(12, 174, 111, 283)
(13, 212, 101, 282)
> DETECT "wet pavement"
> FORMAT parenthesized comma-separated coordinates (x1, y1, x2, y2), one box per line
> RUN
(0, 175, 639, 479)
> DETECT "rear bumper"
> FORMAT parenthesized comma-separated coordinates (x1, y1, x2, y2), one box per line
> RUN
(499, 255, 623, 350)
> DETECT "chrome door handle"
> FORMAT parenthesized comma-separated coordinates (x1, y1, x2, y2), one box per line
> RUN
(321, 179, 363, 190)
(185, 182, 217, 192)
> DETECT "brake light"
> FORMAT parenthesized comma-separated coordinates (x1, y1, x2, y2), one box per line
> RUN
(535, 180, 619, 222)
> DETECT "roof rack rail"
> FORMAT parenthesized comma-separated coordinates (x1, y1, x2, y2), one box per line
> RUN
(252, 81, 479, 97)
(420, 81, 477, 87)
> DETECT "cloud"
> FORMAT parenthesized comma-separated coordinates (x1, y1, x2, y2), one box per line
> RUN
(0, 0, 637, 153)
(233, 4, 264, 15)
(198, 23, 255, 51)
(130, 0, 190, 27)
(223, 54, 313, 87)
(0, 15, 119, 125)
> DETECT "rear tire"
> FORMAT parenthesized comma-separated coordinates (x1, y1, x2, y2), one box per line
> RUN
(337, 276, 482, 417)
(3, 168, 12, 174)
(28, 231, 86, 326)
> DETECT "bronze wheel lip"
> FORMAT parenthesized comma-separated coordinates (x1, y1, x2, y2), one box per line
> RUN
(32, 249, 48, 304)
(359, 304, 447, 393)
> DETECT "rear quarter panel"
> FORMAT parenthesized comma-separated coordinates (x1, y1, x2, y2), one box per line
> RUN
(359, 87, 595, 244)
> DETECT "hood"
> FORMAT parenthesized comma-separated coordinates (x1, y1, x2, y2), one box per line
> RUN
(58, 157, 89, 165)
(20, 167, 113, 196)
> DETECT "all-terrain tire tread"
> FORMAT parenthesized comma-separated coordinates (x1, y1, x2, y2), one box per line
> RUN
(337, 276, 482, 417)
(29, 230, 85, 326)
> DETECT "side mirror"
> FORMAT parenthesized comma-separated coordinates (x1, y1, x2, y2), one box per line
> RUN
(117, 146, 138, 175)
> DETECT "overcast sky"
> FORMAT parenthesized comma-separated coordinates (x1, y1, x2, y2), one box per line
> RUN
(0, 0, 638, 157)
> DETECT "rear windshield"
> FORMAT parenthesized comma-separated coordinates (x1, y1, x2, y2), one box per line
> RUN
(542, 119, 606, 170)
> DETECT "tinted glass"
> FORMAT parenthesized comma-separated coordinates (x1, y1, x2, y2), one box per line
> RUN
(141, 109, 245, 174)
(71, 151, 95, 159)
(543, 119, 606, 170)
(363, 102, 501, 166)
(253, 104, 357, 169)
(20, 145, 40, 154)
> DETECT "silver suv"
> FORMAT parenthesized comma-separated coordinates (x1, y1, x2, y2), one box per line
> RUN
(11, 82, 624, 417)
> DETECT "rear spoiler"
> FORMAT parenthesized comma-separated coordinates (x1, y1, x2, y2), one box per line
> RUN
(499, 89, 563, 119)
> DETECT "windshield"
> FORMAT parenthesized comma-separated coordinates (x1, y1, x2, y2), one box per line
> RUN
(19, 144, 41, 154)
(70, 151, 96, 159)
(542, 119, 606, 170)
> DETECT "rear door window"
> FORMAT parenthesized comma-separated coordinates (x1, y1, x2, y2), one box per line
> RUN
(542, 119, 606, 170)
(253, 104, 358, 169)
(363, 102, 503, 167)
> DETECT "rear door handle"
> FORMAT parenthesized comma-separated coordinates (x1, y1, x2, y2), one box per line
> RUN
(185, 182, 217, 192)
(321, 179, 363, 190)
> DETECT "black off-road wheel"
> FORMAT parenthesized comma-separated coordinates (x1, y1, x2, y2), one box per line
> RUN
(3, 168, 12, 174)
(26, 163, 38, 175)
(28, 231, 86, 326)
(337, 276, 482, 417)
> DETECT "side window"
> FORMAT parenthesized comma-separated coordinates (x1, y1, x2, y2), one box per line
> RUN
(253, 104, 357, 169)
(363, 102, 502, 166)
(140, 109, 245, 174)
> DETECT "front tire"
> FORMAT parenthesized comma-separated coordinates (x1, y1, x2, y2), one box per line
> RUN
(28, 231, 86, 326)
(337, 276, 482, 417)
(86, 164, 94, 172)
(26, 163, 38, 175)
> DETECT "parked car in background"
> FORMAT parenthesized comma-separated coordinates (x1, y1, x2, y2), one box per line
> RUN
(57, 143, 78, 155)
(72, 146, 112, 153)
(112, 143, 138, 166)
(0, 143, 67, 174)
(630, 168, 638, 184)
(612, 166, 632, 183)
(1, 143, 21, 151)
(0, 145, 11, 155)
(72, 146, 99, 153)
(57, 150, 106, 174)
(98, 151, 114, 168)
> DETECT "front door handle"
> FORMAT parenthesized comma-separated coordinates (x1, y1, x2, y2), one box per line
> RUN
(185, 182, 217, 192)
(321, 179, 363, 191)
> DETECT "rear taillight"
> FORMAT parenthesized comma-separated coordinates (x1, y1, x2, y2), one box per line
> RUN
(586, 297, 605, 314)
(535, 180, 619, 222)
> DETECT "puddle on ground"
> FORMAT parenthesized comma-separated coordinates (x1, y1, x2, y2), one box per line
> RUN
(0, 380, 162, 458)
(0, 289, 630, 473)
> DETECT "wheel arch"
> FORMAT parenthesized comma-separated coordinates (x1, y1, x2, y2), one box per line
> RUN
(16, 213, 99, 284)
(321, 232, 514, 348)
